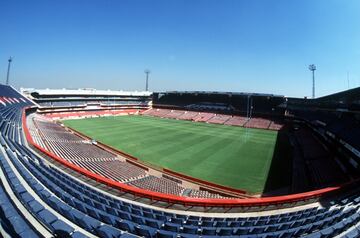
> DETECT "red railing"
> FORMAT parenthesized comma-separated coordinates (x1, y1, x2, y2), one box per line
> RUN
(22, 107, 347, 207)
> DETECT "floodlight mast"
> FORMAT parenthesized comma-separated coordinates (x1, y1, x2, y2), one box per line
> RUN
(6, 57, 13, 85)
(144, 69, 150, 91)
(309, 64, 316, 99)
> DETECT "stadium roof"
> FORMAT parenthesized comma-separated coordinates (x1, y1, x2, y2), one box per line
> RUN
(159, 91, 284, 97)
(21, 88, 152, 97)
(315, 87, 360, 104)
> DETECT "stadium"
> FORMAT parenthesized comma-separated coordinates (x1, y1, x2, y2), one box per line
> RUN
(0, 84, 359, 238)
(2, 0, 360, 237)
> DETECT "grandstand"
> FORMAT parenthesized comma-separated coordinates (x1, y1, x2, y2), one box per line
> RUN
(0, 84, 360, 238)
(21, 88, 152, 117)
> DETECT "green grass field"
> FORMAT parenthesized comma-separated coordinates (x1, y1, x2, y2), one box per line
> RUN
(63, 115, 279, 194)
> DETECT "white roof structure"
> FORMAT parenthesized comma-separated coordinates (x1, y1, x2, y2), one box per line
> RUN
(21, 88, 152, 97)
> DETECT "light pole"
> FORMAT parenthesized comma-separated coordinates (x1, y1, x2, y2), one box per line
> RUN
(309, 64, 316, 99)
(144, 69, 150, 91)
(6, 57, 13, 85)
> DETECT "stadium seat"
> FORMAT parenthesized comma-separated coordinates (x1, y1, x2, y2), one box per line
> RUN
(27, 200, 44, 213)
(217, 228, 233, 236)
(163, 222, 181, 232)
(37, 209, 58, 228)
(96, 224, 123, 238)
(201, 228, 217, 236)
(181, 225, 198, 234)
(156, 230, 176, 238)
(115, 219, 135, 233)
(71, 231, 88, 238)
(51, 219, 75, 236)
(134, 225, 157, 238)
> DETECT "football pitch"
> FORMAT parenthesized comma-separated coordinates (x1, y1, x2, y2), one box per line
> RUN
(63, 115, 279, 194)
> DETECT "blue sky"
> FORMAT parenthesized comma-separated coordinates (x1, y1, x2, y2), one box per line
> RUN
(0, 0, 359, 97)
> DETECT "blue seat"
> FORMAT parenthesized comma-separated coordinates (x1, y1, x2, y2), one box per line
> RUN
(13, 184, 26, 195)
(26, 178, 38, 188)
(201, 228, 216, 236)
(293, 225, 311, 237)
(28, 200, 44, 213)
(74, 214, 100, 232)
(176, 214, 187, 220)
(250, 227, 265, 234)
(91, 193, 100, 201)
(215, 221, 227, 227)
(120, 205, 131, 213)
(48, 196, 62, 210)
(182, 225, 198, 234)
(201, 220, 214, 227)
(99, 212, 116, 225)
(108, 201, 119, 209)
(278, 223, 290, 231)
(131, 215, 145, 225)
(17, 229, 39, 238)
(345, 228, 360, 238)
(266, 226, 279, 234)
(145, 218, 163, 229)
(156, 230, 176, 238)
(2, 203, 18, 219)
(63, 195, 76, 207)
(84, 196, 94, 207)
(39, 189, 51, 200)
(321, 227, 334, 237)
(118, 211, 131, 220)
(188, 216, 200, 221)
(51, 219, 75, 236)
(61, 208, 79, 223)
(217, 228, 233, 236)
(279, 230, 294, 238)
(131, 208, 143, 216)
(234, 228, 249, 236)
(106, 206, 118, 216)
(152, 210, 163, 215)
(96, 224, 122, 238)
(164, 222, 180, 232)
(305, 231, 322, 238)
(30, 181, 44, 195)
(20, 192, 34, 204)
(72, 192, 84, 202)
(254, 220, 266, 226)
(229, 221, 241, 227)
(94, 201, 105, 212)
(85, 206, 100, 220)
(115, 219, 135, 232)
(99, 197, 109, 206)
(179, 234, 199, 238)
(120, 233, 138, 238)
(170, 217, 183, 225)
(155, 214, 167, 222)
(290, 220, 303, 228)
(266, 233, 280, 238)
(134, 225, 157, 238)
(242, 220, 254, 227)
(185, 219, 199, 226)
(71, 231, 89, 238)
(7, 215, 29, 235)
(37, 209, 58, 228)
(73, 200, 86, 213)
